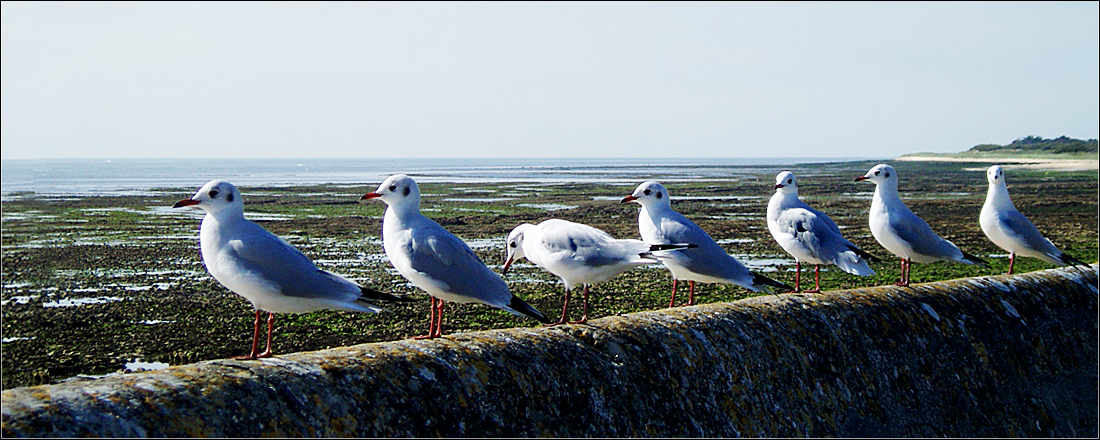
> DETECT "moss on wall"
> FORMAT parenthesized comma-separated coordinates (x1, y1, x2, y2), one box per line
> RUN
(3, 265, 1097, 437)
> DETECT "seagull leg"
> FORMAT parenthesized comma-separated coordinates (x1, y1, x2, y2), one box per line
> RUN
(232, 310, 263, 360)
(256, 312, 275, 358)
(432, 300, 445, 338)
(569, 285, 589, 324)
(414, 297, 439, 339)
(546, 287, 571, 326)
(895, 258, 910, 287)
(804, 265, 821, 293)
(669, 279, 679, 308)
(679, 281, 696, 306)
(796, 261, 803, 292)
(1007, 252, 1016, 275)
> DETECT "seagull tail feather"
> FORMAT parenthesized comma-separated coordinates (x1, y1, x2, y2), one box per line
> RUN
(1057, 252, 1089, 268)
(360, 286, 416, 302)
(505, 295, 552, 324)
(848, 244, 882, 264)
(640, 243, 697, 260)
(960, 251, 991, 268)
(752, 272, 794, 296)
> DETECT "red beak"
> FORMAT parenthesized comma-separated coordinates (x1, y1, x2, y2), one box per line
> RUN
(620, 195, 638, 204)
(501, 257, 514, 276)
(360, 192, 382, 200)
(172, 199, 200, 208)
(774, 184, 785, 189)
(854, 176, 868, 182)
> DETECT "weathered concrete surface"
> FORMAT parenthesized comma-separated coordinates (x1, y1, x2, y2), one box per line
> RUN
(3, 265, 1097, 437)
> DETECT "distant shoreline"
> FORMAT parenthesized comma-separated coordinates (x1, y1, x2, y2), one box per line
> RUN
(895, 154, 1098, 172)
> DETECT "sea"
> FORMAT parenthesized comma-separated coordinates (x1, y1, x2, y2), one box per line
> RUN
(0, 157, 877, 199)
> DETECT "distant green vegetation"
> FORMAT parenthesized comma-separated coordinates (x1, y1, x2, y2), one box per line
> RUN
(969, 135, 1098, 154)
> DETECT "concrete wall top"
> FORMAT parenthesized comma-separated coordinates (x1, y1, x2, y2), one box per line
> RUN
(3, 265, 1097, 437)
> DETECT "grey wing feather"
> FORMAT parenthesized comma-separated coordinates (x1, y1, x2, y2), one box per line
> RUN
(662, 211, 750, 279)
(408, 223, 509, 301)
(888, 213, 958, 258)
(999, 209, 1058, 254)
(540, 222, 632, 267)
(231, 222, 359, 301)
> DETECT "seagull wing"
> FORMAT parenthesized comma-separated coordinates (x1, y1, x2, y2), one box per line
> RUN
(402, 219, 509, 304)
(997, 208, 1059, 256)
(225, 221, 359, 301)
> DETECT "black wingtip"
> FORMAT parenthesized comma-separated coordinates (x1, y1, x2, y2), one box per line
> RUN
(754, 272, 794, 295)
(648, 243, 698, 251)
(1058, 252, 1089, 268)
(508, 296, 551, 324)
(360, 286, 416, 302)
(848, 244, 882, 263)
(961, 251, 991, 268)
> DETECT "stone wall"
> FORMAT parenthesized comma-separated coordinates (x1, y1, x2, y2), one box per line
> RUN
(2, 265, 1097, 437)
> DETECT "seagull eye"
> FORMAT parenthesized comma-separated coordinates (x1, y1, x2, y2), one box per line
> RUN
(209, 189, 219, 198)
(874, 171, 880, 176)
(787, 179, 792, 184)
(389, 185, 397, 192)
(643, 189, 652, 196)
(509, 242, 517, 248)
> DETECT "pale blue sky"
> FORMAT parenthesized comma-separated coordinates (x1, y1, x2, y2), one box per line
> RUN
(2, 1, 1097, 160)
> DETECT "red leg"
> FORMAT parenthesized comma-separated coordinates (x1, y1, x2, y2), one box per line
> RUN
(796, 261, 802, 292)
(432, 300, 444, 338)
(546, 288, 571, 326)
(679, 281, 697, 306)
(414, 297, 439, 339)
(232, 310, 263, 360)
(1007, 253, 1016, 275)
(804, 265, 821, 293)
(669, 279, 678, 308)
(256, 312, 275, 358)
(570, 285, 590, 324)
(895, 258, 910, 287)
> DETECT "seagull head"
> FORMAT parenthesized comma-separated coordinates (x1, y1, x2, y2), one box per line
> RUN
(172, 180, 243, 217)
(360, 174, 420, 212)
(502, 223, 535, 276)
(622, 180, 670, 208)
(855, 164, 896, 186)
(773, 171, 799, 195)
(986, 165, 1004, 186)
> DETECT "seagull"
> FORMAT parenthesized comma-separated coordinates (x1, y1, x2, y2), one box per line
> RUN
(622, 181, 793, 306)
(767, 171, 879, 292)
(980, 165, 1086, 274)
(173, 180, 410, 359)
(360, 174, 550, 338)
(501, 219, 694, 325)
(855, 164, 989, 286)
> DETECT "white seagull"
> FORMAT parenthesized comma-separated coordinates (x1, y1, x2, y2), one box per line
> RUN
(767, 171, 879, 292)
(622, 181, 792, 306)
(980, 165, 1086, 274)
(360, 174, 550, 338)
(501, 219, 694, 325)
(173, 180, 409, 359)
(855, 164, 988, 286)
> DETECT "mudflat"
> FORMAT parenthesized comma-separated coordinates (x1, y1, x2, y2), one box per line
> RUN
(2, 159, 1096, 390)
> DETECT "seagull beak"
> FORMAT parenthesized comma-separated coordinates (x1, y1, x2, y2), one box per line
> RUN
(502, 257, 514, 276)
(774, 184, 785, 189)
(854, 176, 868, 182)
(360, 192, 382, 200)
(172, 199, 200, 208)
(620, 195, 638, 204)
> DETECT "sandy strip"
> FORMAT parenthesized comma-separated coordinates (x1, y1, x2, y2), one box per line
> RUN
(895, 155, 1098, 172)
